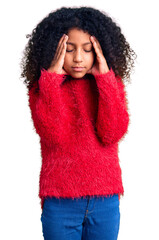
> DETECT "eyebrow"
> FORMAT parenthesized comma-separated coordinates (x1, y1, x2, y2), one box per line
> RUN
(66, 42, 92, 46)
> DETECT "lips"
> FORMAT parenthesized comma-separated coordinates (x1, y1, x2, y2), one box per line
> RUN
(72, 67, 85, 72)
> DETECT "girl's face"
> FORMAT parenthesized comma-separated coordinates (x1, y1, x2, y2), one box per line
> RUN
(63, 28, 95, 78)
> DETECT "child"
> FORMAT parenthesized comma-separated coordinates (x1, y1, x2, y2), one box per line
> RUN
(21, 6, 136, 240)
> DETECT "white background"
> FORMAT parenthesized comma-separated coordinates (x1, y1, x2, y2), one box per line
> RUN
(0, 0, 159, 239)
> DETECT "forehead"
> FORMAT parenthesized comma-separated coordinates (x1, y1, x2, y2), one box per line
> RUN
(67, 28, 92, 45)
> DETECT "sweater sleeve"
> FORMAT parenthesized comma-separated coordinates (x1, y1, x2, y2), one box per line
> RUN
(94, 68, 130, 145)
(27, 69, 70, 146)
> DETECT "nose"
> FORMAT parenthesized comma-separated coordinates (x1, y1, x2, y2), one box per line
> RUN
(73, 49, 83, 62)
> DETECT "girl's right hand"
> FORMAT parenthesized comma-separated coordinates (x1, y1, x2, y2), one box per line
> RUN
(47, 34, 68, 74)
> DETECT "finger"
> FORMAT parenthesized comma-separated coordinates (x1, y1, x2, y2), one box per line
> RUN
(56, 35, 68, 63)
(90, 36, 103, 56)
(92, 36, 103, 51)
(56, 35, 68, 60)
(54, 34, 66, 61)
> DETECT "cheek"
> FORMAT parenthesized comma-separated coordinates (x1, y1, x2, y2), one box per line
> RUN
(87, 53, 95, 67)
(63, 55, 71, 67)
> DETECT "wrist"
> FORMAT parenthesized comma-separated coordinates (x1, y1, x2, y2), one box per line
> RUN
(95, 68, 110, 75)
(100, 63, 109, 74)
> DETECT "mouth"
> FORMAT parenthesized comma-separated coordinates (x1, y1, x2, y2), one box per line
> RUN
(72, 67, 85, 72)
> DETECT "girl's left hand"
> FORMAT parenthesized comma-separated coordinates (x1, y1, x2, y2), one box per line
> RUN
(87, 36, 110, 75)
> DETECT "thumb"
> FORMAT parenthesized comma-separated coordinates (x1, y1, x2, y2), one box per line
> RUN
(61, 67, 69, 75)
(87, 68, 92, 74)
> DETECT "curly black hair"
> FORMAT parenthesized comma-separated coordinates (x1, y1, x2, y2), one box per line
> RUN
(20, 6, 137, 90)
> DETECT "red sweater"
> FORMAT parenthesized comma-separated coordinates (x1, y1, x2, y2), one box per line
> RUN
(28, 68, 129, 210)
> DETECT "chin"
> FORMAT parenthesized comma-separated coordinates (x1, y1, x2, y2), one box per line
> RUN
(69, 72, 86, 79)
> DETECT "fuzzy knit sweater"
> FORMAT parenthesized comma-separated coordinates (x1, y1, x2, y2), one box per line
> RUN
(28, 68, 129, 210)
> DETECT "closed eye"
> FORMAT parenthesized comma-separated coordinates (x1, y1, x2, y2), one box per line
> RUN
(66, 50, 73, 52)
(66, 49, 92, 52)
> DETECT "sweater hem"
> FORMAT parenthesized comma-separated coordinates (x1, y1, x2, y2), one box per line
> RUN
(39, 189, 124, 211)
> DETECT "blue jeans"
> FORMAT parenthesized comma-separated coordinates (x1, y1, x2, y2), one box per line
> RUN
(41, 194, 120, 240)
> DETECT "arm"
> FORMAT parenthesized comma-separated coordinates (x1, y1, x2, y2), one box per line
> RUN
(28, 69, 70, 146)
(94, 68, 130, 145)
